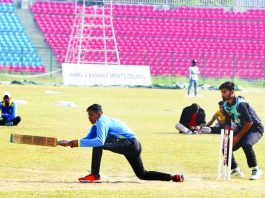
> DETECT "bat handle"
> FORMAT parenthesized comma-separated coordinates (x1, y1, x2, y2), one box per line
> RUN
(57, 140, 69, 146)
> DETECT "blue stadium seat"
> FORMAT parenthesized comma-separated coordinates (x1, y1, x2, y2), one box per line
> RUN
(0, 3, 44, 72)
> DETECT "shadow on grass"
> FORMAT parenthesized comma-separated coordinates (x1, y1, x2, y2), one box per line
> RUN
(153, 132, 178, 135)
(153, 132, 219, 135)
(0, 180, 141, 184)
(100, 181, 141, 184)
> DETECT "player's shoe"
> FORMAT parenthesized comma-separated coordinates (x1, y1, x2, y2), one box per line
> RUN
(4, 122, 13, 126)
(172, 174, 184, 182)
(230, 167, 244, 178)
(249, 167, 263, 180)
(79, 173, 101, 183)
(183, 130, 198, 135)
(192, 130, 199, 135)
(200, 127, 211, 134)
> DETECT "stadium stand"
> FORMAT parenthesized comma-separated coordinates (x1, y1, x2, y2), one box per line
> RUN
(0, 0, 12, 4)
(0, 1, 45, 72)
(31, 1, 265, 78)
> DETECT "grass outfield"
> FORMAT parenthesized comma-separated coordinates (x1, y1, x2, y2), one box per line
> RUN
(0, 84, 264, 198)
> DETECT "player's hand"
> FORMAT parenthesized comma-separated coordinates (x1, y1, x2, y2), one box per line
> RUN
(69, 140, 78, 148)
(194, 126, 201, 131)
(58, 140, 70, 147)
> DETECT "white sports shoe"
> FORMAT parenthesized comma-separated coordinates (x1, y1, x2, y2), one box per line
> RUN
(185, 130, 199, 135)
(231, 167, 244, 178)
(192, 130, 199, 135)
(249, 167, 263, 180)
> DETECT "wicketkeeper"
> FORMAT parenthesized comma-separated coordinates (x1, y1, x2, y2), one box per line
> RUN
(219, 81, 263, 180)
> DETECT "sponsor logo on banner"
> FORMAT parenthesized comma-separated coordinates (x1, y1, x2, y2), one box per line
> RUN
(62, 64, 151, 86)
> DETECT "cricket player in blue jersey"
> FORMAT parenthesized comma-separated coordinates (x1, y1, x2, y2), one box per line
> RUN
(0, 92, 21, 126)
(59, 104, 184, 183)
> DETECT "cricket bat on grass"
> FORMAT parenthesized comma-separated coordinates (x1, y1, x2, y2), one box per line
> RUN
(10, 133, 62, 147)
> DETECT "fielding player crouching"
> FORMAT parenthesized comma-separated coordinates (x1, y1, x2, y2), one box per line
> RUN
(58, 104, 184, 183)
(219, 81, 263, 180)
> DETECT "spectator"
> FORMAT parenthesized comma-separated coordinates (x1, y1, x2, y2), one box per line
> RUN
(176, 103, 206, 134)
(0, 92, 21, 126)
(205, 101, 225, 134)
(187, 59, 200, 96)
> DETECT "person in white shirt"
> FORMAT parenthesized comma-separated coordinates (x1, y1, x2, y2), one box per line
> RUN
(187, 59, 200, 96)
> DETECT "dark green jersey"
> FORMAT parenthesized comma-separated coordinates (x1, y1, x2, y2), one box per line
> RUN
(224, 96, 263, 133)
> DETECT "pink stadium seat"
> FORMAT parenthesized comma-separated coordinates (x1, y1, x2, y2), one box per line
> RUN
(7, 65, 15, 72)
(30, 2, 265, 78)
(14, 65, 23, 72)
(0, 65, 5, 71)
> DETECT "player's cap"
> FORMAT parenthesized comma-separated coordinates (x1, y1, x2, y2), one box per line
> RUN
(192, 59, 197, 63)
(3, 92, 11, 98)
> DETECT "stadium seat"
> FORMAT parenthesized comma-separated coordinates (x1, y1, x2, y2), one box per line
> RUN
(31, 2, 265, 78)
(0, 2, 44, 73)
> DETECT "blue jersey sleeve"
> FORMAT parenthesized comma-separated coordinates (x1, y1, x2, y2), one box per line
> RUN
(6, 103, 16, 121)
(0, 103, 2, 118)
(82, 125, 97, 139)
(80, 120, 109, 147)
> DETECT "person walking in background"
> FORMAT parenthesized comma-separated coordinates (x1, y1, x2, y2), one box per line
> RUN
(187, 59, 200, 96)
(219, 81, 263, 180)
(0, 92, 21, 126)
(59, 104, 184, 183)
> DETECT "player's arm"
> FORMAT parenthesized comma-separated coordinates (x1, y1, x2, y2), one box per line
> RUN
(233, 103, 253, 146)
(82, 125, 97, 139)
(196, 67, 200, 75)
(0, 104, 4, 119)
(59, 121, 108, 148)
(197, 110, 206, 129)
(224, 111, 232, 131)
(192, 110, 206, 132)
(79, 121, 108, 147)
(58, 140, 78, 147)
(6, 103, 16, 121)
(206, 114, 218, 127)
(58, 125, 96, 147)
(179, 108, 188, 127)
(217, 117, 224, 125)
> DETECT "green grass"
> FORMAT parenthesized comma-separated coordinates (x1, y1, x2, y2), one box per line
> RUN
(151, 76, 265, 88)
(1, 73, 264, 88)
(0, 84, 264, 197)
